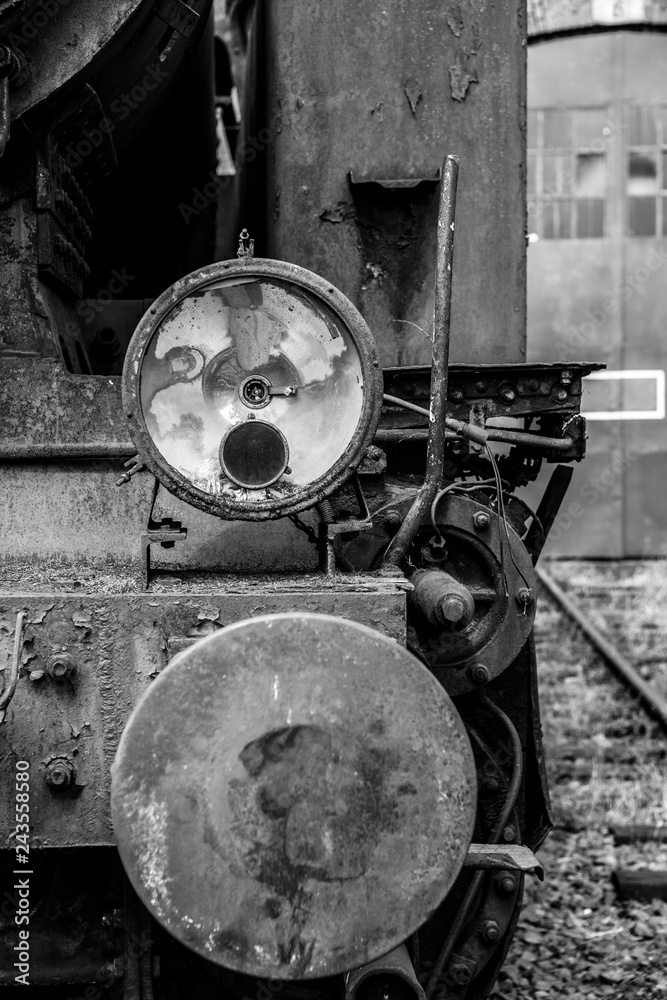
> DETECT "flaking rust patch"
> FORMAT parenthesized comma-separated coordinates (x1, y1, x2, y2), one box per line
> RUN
(449, 22, 482, 102)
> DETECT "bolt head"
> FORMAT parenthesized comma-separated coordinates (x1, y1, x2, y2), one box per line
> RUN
(439, 595, 467, 623)
(500, 387, 516, 403)
(498, 873, 517, 895)
(46, 653, 76, 681)
(450, 389, 464, 402)
(554, 387, 568, 402)
(470, 664, 490, 685)
(481, 919, 501, 943)
(502, 824, 516, 843)
(475, 381, 487, 393)
(473, 511, 491, 530)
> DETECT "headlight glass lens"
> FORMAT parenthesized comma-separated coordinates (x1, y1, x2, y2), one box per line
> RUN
(139, 275, 365, 499)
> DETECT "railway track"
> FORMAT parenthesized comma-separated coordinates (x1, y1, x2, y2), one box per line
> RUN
(490, 561, 667, 999)
(536, 565, 667, 733)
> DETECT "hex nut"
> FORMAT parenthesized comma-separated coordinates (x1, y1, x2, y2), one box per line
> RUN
(481, 919, 501, 943)
(473, 511, 491, 530)
(45, 759, 76, 790)
(46, 653, 76, 681)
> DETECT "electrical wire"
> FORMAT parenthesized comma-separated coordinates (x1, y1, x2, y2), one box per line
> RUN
(384, 390, 533, 593)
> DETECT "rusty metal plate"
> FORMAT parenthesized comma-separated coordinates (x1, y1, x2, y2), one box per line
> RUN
(111, 613, 476, 979)
(0, 586, 406, 848)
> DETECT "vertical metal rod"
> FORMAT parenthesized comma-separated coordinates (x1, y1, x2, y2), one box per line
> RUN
(382, 154, 460, 568)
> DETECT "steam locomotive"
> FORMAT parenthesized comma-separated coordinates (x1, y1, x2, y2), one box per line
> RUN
(0, 3, 600, 998)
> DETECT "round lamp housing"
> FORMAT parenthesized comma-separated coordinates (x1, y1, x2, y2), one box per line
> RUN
(122, 259, 383, 520)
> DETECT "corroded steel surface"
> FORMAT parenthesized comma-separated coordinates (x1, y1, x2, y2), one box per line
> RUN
(111, 613, 476, 978)
(260, 0, 526, 367)
(0, 588, 406, 846)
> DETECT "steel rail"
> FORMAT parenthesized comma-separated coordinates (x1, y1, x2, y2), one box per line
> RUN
(537, 565, 667, 732)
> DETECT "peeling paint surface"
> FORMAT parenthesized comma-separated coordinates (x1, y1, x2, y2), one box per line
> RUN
(0, 587, 406, 847)
(111, 614, 476, 979)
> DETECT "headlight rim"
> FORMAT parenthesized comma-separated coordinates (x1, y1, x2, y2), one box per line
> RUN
(122, 257, 383, 521)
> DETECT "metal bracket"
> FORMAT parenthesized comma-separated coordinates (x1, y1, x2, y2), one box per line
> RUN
(463, 843, 544, 880)
(153, 0, 199, 37)
(237, 227, 255, 258)
(141, 479, 188, 588)
(320, 475, 373, 574)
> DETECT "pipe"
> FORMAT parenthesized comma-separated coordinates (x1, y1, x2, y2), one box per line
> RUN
(0, 442, 136, 460)
(345, 944, 424, 1000)
(537, 565, 667, 732)
(382, 153, 459, 568)
(379, 399, 574, 451)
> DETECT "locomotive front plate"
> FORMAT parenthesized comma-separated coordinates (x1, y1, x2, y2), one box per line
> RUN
(111, 613, 476, 979)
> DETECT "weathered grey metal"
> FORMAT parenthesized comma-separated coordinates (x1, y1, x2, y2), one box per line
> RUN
(111, 613, 476, 978)
(122, 258, 384, 521)
(383, 362, 605, 421)
(0, 358, 130, 449)
(410, 569, 475, 628)
(408, 493, 536, 697)
(260, 0, 526, 367)
(0, 1, 143, 121)
(382, 155, 458, 568)
(463, 844, 544, 879)
(0, 585, 407, 847)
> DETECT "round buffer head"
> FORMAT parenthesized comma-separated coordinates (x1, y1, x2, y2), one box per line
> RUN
(122, 259, 383, 520)
(111, 614, 477, 980)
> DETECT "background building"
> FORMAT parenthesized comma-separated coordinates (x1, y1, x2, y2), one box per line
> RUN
(527, 1, 667, 556)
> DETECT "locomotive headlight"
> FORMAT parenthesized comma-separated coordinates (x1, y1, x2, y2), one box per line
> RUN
(122, 259, 382, 519)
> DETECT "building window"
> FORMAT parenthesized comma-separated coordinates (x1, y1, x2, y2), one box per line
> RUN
(626, 105, 667, 237)
(528, 107, 607, 239)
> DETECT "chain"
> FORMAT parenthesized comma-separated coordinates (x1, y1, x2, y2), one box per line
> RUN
(287, 513, 319, 546)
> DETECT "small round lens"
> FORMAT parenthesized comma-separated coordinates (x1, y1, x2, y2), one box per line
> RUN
(220, 420, 289, 489)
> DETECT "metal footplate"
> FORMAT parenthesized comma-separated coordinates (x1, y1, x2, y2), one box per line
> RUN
(464, 843, 545, 880)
